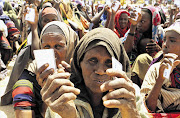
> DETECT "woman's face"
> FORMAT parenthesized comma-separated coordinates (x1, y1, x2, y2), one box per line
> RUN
(80, 46, 112, 94)
(137, 11, 151, 33)
(119, 13, 129, 29)
(41, 33, 67, 66)
(41, 14, 58, 28)
(163, 30, 180, 60)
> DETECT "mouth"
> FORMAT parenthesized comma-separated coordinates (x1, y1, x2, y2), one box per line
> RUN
(94, 80, 108, 84)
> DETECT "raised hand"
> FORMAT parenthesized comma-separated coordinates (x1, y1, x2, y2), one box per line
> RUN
(159, 53, 180, 81)
(128, 9, 142, 26)
(25, 4, 39, 29)
(100, 69, 140, 118)
(40, 63, 80, 118)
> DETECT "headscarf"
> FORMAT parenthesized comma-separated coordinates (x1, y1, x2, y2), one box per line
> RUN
(38, 6, 62, 36)
(40, 21, 79, 64)
(145, 6, 162, 43)
(1, 21, 79, 105)
(70, 28, 130, 103)
(114, 10, 130, 38)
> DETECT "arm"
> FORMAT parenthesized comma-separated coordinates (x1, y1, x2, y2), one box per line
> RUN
(123, 25, 136, 53)
(91, 7, 105, 25)
(26, 5, 40, 59)
(123, 11, 142, 53)
(104, 6, 111, 28)
(82, 6, 92, 23)
(145, 53, 179, 112)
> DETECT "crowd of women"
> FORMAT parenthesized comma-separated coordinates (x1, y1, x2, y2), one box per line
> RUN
(0, 0, 180, 117)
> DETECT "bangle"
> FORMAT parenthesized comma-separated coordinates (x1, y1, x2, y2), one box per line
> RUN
(128, 32, 135, 36)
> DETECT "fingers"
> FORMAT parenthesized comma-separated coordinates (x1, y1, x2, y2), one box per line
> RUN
(61, 61, 71, 72)
(103, 99, 136, 109)
(42, 78, 74, 98)
(57, 64, 65, 73)
(173, 60, 180, 68)
(100, 78, 135, 94)
(42, 72, 71, 91)
(44, 85, 80, 104)
(38, 68, 54, 87)
(102, 88, 135, 101)
(106, 68, 130, 82)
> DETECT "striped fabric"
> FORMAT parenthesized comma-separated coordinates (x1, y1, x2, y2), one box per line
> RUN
(141, 62, 180, 112)
(5, 20, 20, 41)
(12, 80, 36, 110)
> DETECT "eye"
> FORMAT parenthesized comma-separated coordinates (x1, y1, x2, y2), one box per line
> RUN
(55, 44, 63, 50)
(52, 19, 57, 21)
(105, 59, 112, 68)
(141, 20, 145, 24)
(44, 19, 50, 23)
(163, 37, 166, 42)
(170, 39, 176, 43)
(88, 57, 98, 65)
(43, 45, 50, 49)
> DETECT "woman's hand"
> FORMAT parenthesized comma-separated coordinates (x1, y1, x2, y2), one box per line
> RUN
(36, 63, 54, 87)
(40, 64, 80, 118)
(146, 39, 161, 56)
(25, 4, 39, 29)
(100, 69, 140, 118)
(158, 53, 180, 81)
(128, 9, 142, 26)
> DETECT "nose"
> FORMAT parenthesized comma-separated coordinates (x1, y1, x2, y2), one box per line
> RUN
(95, 64, 106, 75)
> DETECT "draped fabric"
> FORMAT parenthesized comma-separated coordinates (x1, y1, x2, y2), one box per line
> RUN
(114, 10, 130, 38)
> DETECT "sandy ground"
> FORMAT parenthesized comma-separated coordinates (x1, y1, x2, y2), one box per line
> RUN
(0, 57, 16, 118)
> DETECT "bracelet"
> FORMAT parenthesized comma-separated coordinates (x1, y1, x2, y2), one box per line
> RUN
(128, 32, 135, 36)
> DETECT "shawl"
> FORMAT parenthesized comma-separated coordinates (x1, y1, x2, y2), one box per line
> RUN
(70, 28, 131, 103)
(114, 10, 130, 38)
(40, 21, 79, 64)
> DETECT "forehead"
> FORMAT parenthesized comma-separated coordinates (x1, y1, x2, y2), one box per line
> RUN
(42, 14, 58, 19)
(120, 13, 128, 18)
(41, 33, 66, 42)
(141, 11, 151, 20)
(165, 30, 180, 38)
(84, 46, 110, 57)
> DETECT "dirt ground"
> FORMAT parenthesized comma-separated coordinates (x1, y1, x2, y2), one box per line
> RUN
(0, 58, 15, 118)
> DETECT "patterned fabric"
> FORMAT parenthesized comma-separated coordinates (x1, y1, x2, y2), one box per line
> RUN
(148, 113, 180, 118)
(114, 10, 130, 38)
(12, 69, 43, 117)
(171, 68, 180, 89)
(12, 79, 35, 109)
(0, 35, 11, 49)
(5, 20, 20, 41)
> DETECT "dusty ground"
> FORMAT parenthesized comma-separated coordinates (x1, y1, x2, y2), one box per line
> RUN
(0, 58, 15, 118)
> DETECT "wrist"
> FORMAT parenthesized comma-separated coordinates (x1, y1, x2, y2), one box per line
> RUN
(121, 107, 140, 118)
(128, 32, 135, 36)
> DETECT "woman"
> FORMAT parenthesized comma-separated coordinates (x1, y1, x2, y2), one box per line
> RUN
(123, 6, 163, 62)
(123, 6, 164, 87)
(108, 10, 130, 38)
(11, 21, 79, 118)
(40, 28, 148, 118)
